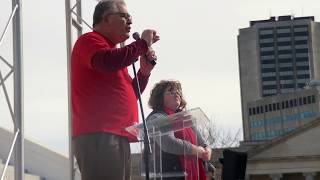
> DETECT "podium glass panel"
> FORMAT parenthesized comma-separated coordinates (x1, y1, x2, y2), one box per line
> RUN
(126, 107, 210, 180)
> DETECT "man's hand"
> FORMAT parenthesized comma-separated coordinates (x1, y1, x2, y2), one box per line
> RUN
(141, 29, 160, 46)
(139, 48, 157, 76)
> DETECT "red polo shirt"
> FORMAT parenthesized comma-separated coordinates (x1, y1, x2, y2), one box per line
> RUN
(71, 31, 148, 140)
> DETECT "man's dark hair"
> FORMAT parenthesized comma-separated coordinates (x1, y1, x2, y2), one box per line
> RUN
(92, 0, 125, 27)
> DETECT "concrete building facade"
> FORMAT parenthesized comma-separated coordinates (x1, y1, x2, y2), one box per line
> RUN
(247, 88, 319, 140)
(238, 16, 320, 141)
(246, 117, 320, 180)
(0, 127, 81, 180)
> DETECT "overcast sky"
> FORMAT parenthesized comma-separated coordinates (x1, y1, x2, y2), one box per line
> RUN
(0, 0, 319, 155)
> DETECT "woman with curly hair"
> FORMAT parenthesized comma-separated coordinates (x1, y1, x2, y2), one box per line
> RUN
(146, 80, 212, 180)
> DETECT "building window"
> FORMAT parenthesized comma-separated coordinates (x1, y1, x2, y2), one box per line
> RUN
(296, 57, 308, 62)
(294, 31, 308, 36)
(260, 29, 274, 35)
(278, 50, 292, 54)
(262, 68, 276, 73)
(260, 42, 274, 47)
(268, 104, 272, 111)
(277, 102, 280, 110)
(307, 96, 312, 104)
(260, 38, 274, 43)
(280, 79, 294, 84)
(263, 85, 277, 90)
(296, 48, 308, 53)
(294, 99, 297, 106)
(278, 45, 292, 50)
(312, 95, 316, 103)
(257, 107, 260, 114)
(297, 74, 310, 79)
(279, 71, 293, 76)
(294, 27, 308, 32)
(249, 108, 252, 116)
(260, 34, 274, 39)
(296, 53, 309, 58)
(277, 41, 291, 46)
(272, 103, 276, 111)
(299, 97, 303, 105)
(295, 39, 308, 45)
(296, 66, 310, 71)
(280, 75, 294, 80)
(261, 47, 275, 51)
(260, 55, 274, 60)
(277, 28, 291, 33)
(278, 54, 292, 58)
(262, 72, 277, 77)
(279, 62, 293, 67)
(265, 105, 268, 112)
(295, 44, 308, 49)
(296, 61, 309, 66)
(277, 37, 291, 42)
(303, 97, 307, 104)
(294, 36, 308, 41)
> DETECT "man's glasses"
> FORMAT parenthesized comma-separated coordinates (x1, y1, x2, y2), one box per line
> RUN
(107, 12, 132, 21)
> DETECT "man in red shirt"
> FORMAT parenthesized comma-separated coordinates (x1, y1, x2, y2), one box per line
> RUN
(71, 0, 159, 179)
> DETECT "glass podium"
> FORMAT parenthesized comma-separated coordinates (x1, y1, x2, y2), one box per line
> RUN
(126, 107, 211, 180)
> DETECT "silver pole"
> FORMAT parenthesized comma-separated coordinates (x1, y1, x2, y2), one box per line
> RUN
(76, 0, 82, 36)
(0, 130, 20, 180)
(12, 0, 24, 179)
(0, 4, 18, 47)
(65, 0, 74, 180)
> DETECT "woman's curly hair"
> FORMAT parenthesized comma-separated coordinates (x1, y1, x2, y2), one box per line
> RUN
(148, 80, 187, 111)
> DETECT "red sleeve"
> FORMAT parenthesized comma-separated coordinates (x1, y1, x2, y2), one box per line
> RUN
(91, 39, 148, 72)
(132, 70, 150, 99)
(76, 33, 109, 69)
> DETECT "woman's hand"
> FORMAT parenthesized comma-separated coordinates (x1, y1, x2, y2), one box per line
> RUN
(192, 145, 212, 161)
(192, 145, 205, 157)
(202, 146, 212, 161)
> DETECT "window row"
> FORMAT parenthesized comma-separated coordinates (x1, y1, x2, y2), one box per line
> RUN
(260, 40, 308, 47)
(250, 111, 317, 129)
(259, 32, 308, 39)
(248, 95, 316, 116)
(250, 127, 296, 140)
(261, 53, 309, 60)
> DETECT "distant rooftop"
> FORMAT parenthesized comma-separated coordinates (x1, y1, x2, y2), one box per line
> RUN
(250, 15, 315, 26)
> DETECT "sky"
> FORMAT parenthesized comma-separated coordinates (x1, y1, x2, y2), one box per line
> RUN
(0, 0, 319, 155)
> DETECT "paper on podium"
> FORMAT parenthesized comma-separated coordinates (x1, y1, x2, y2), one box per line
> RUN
(126, 107, 210, 140)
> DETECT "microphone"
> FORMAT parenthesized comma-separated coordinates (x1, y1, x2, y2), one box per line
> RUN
(132, 32, 157, 65)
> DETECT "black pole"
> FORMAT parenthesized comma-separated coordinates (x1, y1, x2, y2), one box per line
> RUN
(131, 61, 152, 180)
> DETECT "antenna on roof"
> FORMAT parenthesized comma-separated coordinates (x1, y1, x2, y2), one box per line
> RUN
(290, 10, 295, 19)
(269, 9, 272, 18)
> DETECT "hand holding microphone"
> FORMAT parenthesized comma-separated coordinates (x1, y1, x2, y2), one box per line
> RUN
(133, 30, 159, 66)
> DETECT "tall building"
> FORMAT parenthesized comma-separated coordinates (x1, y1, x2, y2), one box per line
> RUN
(238, 16, 320, 141)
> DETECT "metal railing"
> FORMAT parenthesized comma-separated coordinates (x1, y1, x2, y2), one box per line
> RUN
(0, 130, 19, 180)
(0, 0, 24, 179)
(65, 0, 93, 179)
